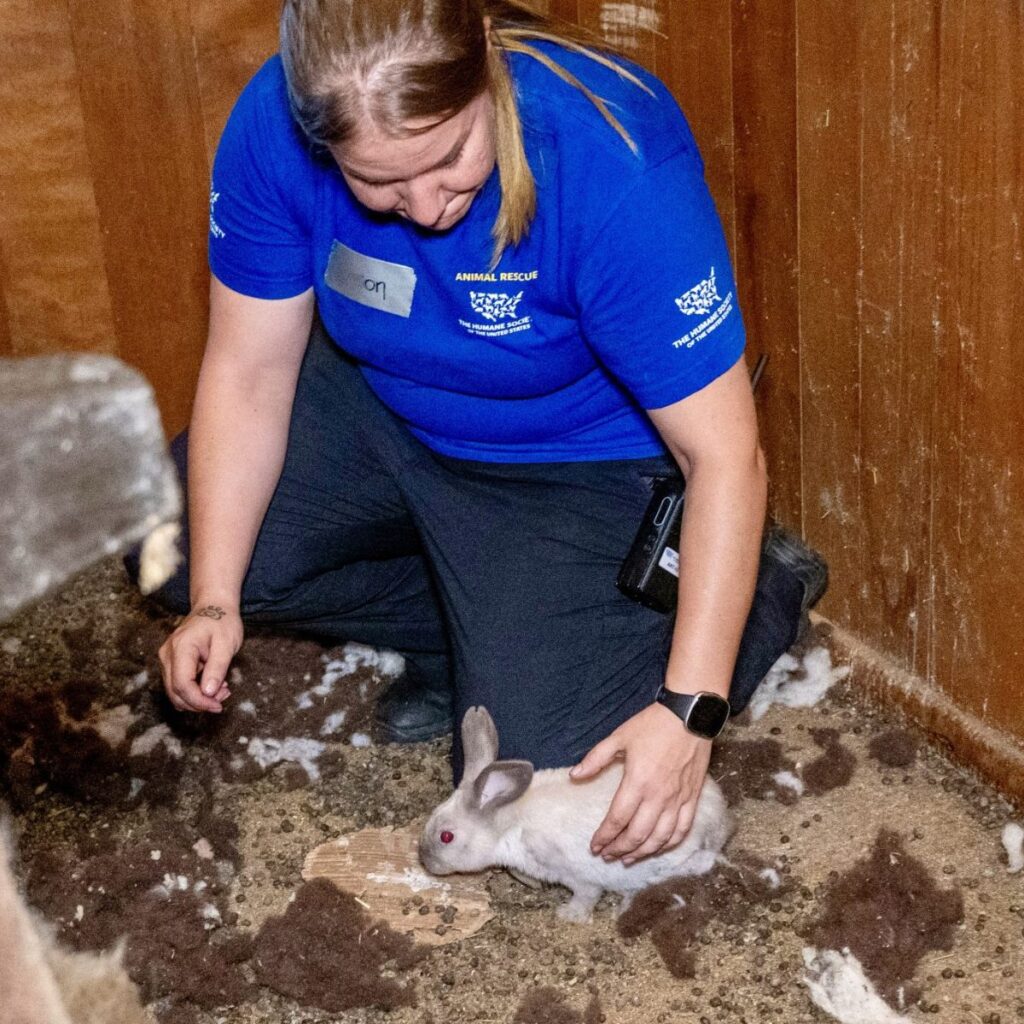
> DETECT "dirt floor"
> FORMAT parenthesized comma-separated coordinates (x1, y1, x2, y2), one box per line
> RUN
(2, 559, 1023, 1024)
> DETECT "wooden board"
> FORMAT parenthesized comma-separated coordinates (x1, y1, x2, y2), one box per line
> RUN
(303, 826, 494, 947)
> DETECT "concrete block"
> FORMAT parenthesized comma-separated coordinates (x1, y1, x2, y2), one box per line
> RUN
(0, 355, 181, 621)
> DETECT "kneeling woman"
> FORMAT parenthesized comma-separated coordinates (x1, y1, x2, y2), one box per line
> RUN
(139, 0, 825, 866)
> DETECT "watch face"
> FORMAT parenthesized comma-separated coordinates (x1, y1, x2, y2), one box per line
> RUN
(688, 693, 730, 737)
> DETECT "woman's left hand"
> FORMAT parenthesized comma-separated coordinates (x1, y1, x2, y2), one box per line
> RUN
(569, 702, 713, 864)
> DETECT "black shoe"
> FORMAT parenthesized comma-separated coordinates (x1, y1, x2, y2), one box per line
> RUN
(374, 670, 454, 744)
(762, 526, 829, 639)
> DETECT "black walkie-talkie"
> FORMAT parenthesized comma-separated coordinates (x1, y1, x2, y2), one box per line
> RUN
(615, 354, 768, 612)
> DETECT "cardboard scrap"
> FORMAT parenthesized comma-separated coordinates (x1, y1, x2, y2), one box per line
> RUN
(302, 825, 493, 946)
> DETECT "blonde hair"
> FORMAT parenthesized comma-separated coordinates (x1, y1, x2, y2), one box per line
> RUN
(280, 0, 651, 266)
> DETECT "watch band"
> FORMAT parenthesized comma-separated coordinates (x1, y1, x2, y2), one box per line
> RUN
(655, 687, 731, 739)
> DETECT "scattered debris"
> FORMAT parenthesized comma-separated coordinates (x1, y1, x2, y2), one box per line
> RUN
(749, 646, 851, 721)
(1002, 822, 1024, 873)
(802, 947, 911, 1024)
(801, 829, 963, 1006)
(252, 878, 426, 1012)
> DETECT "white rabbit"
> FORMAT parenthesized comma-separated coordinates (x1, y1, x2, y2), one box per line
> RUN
(418, 706, 734, 922)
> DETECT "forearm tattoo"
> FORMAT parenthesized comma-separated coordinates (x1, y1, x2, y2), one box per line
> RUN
(193, 605, 226, 620)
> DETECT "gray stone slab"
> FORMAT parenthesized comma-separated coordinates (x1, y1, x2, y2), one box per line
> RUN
(0, 355, 181, 621)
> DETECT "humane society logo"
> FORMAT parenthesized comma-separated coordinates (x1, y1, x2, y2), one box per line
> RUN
(675, 268, 721, 316)
(671, 267, 734, 350)
(460, 291, 532, 339)
(469, 291, 525, 322)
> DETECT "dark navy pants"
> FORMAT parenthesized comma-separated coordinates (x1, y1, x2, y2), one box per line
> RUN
(135, 321, 802, 772)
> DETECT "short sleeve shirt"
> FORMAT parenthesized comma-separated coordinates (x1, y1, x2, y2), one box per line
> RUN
(209, 45, 745, 462)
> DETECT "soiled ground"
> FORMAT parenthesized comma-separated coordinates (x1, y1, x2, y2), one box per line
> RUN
(2, 560, 1023, 1024)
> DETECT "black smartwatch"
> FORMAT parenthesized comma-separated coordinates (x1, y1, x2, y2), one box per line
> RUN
(655, 687, 730, 739)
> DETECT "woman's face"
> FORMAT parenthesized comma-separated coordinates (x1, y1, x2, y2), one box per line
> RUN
(333, 90, 496, 232)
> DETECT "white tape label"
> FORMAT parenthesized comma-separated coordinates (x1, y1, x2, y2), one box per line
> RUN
(658, 546, 679, 578)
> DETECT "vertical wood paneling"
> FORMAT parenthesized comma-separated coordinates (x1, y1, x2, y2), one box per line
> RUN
(857, 2, 942, 674)
(191, 0, 279, 171)
(0, 0, 1022, 743)
(930, 5, 1024, 733)
(66, 0, 212, 435)
(654, 0, 736, 256)
(546, 0, 581, 23)
(795, 0, 867, 632)
(0, 0, 115, 358)
(577, 0, 659, 71)
(731, 0, 800, 526)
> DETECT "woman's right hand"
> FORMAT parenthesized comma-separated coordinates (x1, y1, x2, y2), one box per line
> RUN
(158, 603, 244, 713)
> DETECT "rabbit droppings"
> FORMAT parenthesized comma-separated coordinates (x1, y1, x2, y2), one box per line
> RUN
(418, 706, 734, 923)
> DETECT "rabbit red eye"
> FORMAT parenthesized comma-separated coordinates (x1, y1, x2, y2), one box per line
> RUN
(440, 830, 454, 844)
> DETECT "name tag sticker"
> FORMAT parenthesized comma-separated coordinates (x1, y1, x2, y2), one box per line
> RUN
(325, 241, 417, 318)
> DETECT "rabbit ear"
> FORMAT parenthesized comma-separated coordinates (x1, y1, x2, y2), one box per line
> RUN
(461, 706, 499, 780)
(471, 760, 533, 812)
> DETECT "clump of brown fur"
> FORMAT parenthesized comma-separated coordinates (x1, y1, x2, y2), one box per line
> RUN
(512, 986, 603, 1024)
(711, 737, 800, 805)
(802, 726, 858, 796)
(868, 728, 919, 767)
(25, 828, 251, 1021)
(617, 857, 789, 979)
(1, 826, 150, 1024)
(802, 828, 963, 1005)
(252, 878, 427, 1011)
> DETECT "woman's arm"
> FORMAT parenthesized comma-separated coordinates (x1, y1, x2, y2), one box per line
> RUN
(158, 278, 315, 713)
(570, 357, 766, 861)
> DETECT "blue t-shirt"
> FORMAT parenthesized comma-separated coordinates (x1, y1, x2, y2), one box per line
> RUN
(208, 45, 745, 462)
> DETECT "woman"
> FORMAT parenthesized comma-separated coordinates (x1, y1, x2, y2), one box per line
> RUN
(145, 0, 825, 866)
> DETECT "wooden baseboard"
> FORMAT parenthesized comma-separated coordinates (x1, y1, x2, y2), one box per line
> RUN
(817, 615, 1024, 810)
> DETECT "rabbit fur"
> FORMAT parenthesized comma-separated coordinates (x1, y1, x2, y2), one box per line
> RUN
(419, 706, 734, 922)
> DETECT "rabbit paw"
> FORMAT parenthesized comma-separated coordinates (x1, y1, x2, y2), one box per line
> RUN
(556, 886, 601, 924)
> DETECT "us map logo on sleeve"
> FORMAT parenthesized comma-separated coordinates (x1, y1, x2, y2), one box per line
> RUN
(469, 291, 524, 321)
(672, 267, 734, 350)
(674, 268, 721, 316)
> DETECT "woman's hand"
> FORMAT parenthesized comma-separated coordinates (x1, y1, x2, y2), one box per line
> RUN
(570, 702, 713, 864)
(157, 604, 244, 713)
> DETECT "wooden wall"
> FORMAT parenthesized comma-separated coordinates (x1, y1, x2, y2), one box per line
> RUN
(2, 2, 1022, 744)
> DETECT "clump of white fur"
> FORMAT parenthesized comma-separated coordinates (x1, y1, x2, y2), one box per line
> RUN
(802, 947, 910, 1024)
(1, 824, 152, 1023)
(1002, 822, 1024, 873)
(419, 707, 734, 923)
(749, 646, 852, 721)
